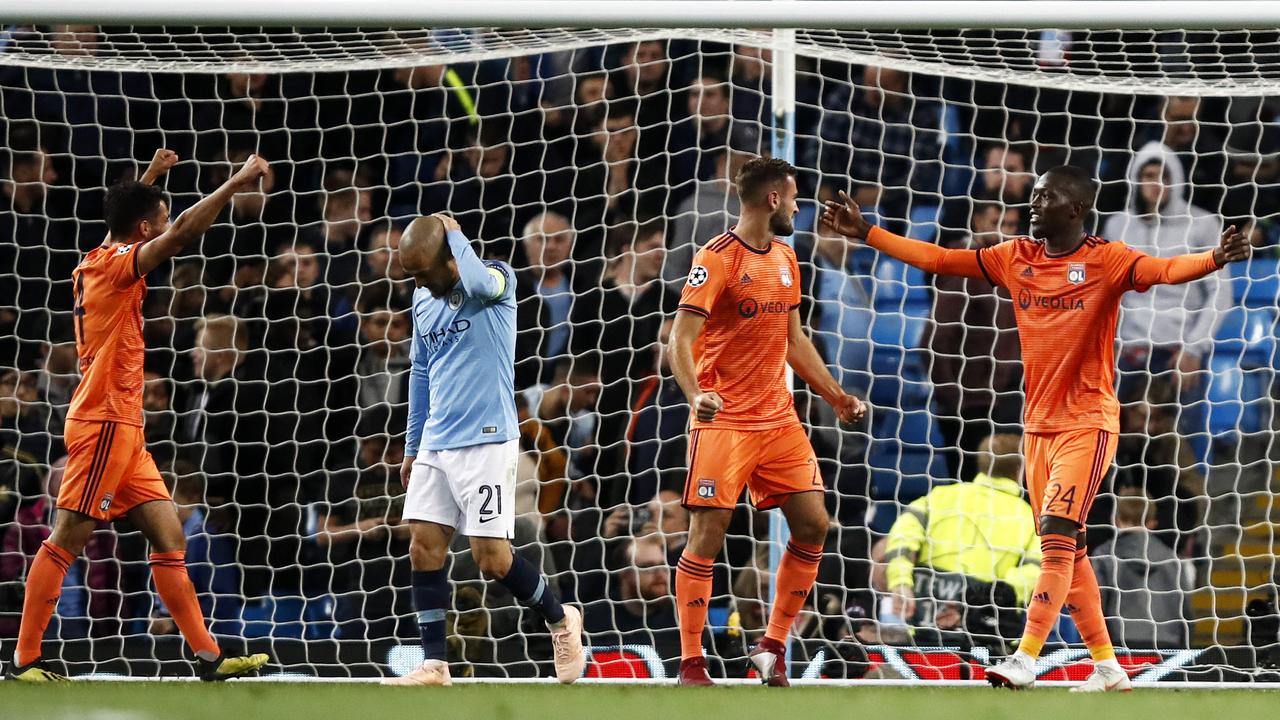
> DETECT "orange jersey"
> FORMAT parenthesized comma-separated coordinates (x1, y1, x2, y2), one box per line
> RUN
(976, 235, 1152, 434)
(678, 231, 801, 431)
(66, 241, 148, 427)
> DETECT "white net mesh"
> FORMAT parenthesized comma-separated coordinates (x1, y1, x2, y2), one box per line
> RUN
(0, 25, 1277, 682)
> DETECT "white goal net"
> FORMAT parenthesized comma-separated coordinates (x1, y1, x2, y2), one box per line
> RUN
(0, 21, 1277, 683)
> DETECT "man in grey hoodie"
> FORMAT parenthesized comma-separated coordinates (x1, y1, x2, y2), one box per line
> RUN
(1104, 141, 1228, 405)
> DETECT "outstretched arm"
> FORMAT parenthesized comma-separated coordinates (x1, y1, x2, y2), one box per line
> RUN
(786, 310, 865, 423)
(133, 154, 269, 278)
(1129, 224, 1250, 288)
(822, 191, 986, 280)
(433, 213, 506, 301)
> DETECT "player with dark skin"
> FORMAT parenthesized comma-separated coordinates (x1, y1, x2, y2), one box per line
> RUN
(824, 167, 1249, 547)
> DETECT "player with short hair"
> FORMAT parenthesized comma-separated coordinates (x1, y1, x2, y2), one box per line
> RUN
(7, 149, 272, 682)
(387, 213, 585, 687)
(669, 157, 866, 686)
(822, 164, 1251, 693)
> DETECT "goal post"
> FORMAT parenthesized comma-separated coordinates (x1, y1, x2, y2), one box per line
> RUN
(0, 10, 1278, 684)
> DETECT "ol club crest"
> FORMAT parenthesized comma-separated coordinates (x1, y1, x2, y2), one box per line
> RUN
(1067, 262, 1086, 285)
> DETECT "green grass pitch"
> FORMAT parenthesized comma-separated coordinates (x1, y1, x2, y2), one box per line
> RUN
(4, 682, 1279, 720)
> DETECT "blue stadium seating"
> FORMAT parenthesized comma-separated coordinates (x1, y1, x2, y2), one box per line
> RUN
(1229, 255, 1280, 309)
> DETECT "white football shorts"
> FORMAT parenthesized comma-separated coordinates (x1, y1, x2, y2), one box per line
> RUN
(403, 439, 518, 539)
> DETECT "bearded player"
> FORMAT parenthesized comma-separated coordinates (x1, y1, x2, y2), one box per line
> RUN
(6, 150, 272, 682)
(669, 157, 866, 686)
(822, 165, 1250, 692)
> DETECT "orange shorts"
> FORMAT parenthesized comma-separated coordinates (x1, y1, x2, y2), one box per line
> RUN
(682, 423, 821, 510)
(58, 419, 169, 520)
(1024, 428, 1117, 529)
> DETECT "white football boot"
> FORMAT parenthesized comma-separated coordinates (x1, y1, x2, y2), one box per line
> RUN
(1070, 663, 1133, 693)
(550, 605, 586, 684)
(986, 653, 1037, 690)
(381, 659, 453, 686)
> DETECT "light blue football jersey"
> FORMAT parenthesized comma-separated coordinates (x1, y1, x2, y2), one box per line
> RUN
(405, 230, 519, 454)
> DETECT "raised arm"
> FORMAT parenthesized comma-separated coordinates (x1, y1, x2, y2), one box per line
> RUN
(133, 154, 269, 278)
(432, 213, 506, 301)
(821, 191, 986, 279)
(138, 148, 178, 186)
(1129, 225, 1249, 288)
(786, 310, 865, 423)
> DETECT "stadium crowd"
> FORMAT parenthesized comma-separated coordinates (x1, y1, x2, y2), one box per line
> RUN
(1, 27, 1279, 672)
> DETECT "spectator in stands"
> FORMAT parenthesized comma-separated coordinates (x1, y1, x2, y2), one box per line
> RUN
(582, 534, 679, 658)
(426, 123, 537, 258)
(927, 201, 1023, 480)
(880, 434, 1039, 643)
(313, 421, 410, 640)
(381, 62, 477, 218)
(357, 224, 413, 311)
(570, 100, 668, 250)
(1220, 123, 1280, 225)
(729, 44, 772, 127)
(142, 370, 177, 467)
(176, 314, 268, 498)
(0, 368, 57, 468)
(975, 143, 1034, 210)
(1092, 487, 1192, 649)
(208, 70, 287, 160)
(571, 220, 668, 382)
(665, 150, 745, 287)
(1114, 381, 1207, 558)
(1136, 96, 1226, 212)
(812, 65, 942, 219)
(674, 75, 763, 182)
(613, 40, 681, 161)
(200, 146, 293, 290)
(354, 303, 411, 410)
(0, 130, 71, 368)
(625, 316, 690, 503)
(1107, 142, 1227, 411)
(514, 211, 577, 388)
(798, 205, 875, 394)
(151, 466, 243, 637)
(308, 169, 373, 289)
(34, 340, 77, 433)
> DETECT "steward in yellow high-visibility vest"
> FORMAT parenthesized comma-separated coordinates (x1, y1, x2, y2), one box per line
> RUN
(884, 434, 1041, 630)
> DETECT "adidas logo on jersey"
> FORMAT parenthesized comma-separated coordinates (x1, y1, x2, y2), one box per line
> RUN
(740, 273, 753, 285)
(1021, 266, 1034, 277)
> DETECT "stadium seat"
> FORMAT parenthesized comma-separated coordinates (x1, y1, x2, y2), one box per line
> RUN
(1212, 306, 1278, 370)
(1229, 255, 1280, 309)
(907, 204, 942, 245)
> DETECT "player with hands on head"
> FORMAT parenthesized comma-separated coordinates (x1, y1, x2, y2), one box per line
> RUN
(7, 150, 271, 683)
(668, 157, 865, 687)
(387, 212, 585, 687)
(822, 165, 1249, 693)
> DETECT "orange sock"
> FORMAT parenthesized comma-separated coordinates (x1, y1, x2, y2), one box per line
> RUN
(676, 550, 713, 659)
(1067, 546, 1116, 661)
(765, 540, 823, 644)
(16, 541, 76, 666)
(1017, 533, 1076, 659)
(149, 552, 220, 659)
